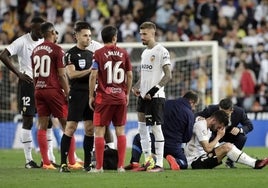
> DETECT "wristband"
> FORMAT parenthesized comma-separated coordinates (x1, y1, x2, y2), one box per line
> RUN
(146, 85, 160, 97)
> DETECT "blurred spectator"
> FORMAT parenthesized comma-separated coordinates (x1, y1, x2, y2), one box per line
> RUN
(219, 0, 237, 20)
(119, 13, 138, 40)
(155, 0, 174, 30)
(46, 0, 57, 23)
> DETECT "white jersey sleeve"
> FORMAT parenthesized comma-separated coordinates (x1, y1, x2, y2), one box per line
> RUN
(139, 43, 171, 98)
(184, 118, 211, 166)
(6, 33, 43, 78)
(87, 40, 103, 53)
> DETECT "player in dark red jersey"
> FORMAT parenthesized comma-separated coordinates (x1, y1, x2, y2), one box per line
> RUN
(89, 25, 133, 173)
(31, 22, 69, 170)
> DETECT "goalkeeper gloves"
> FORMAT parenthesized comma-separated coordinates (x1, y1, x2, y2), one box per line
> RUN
(146, 85, 161, 97)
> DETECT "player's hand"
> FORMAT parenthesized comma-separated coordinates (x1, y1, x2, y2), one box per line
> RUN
(144, 93, 152, 100)
(131, 87, 140, 97)
(217, 127, 225, 138)
(18, 72, 33, 83)
(89, 96, 95, 110)
(230, 127, 240, 136)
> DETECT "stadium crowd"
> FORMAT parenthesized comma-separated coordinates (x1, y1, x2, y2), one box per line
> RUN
(1, 0, 268, 114)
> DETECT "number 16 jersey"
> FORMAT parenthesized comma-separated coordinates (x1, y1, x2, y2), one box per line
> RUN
(92, 44, 132, 105)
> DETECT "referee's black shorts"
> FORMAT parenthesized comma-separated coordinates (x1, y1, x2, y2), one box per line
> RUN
(67, 89, 93, 122)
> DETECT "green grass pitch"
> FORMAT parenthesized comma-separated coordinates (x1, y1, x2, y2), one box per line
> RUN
(0, 147, 267, 188)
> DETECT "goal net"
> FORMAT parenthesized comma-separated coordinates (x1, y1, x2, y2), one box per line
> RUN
(0, 41, 223, 122)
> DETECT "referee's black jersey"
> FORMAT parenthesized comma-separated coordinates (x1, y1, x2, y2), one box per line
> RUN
(65, 46, 93, 90)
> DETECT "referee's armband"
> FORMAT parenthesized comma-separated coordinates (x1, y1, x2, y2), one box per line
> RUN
(91, 61, 99, 70)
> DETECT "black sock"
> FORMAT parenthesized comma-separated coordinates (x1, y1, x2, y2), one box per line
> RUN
(83, 135, 94, 168)
(60, 134, 72, 165)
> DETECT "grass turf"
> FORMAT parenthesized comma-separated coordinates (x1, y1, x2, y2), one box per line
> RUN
(0, 147, 267, 188)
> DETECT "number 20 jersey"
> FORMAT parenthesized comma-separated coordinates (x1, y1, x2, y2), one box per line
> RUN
(31, 41, 65, 90)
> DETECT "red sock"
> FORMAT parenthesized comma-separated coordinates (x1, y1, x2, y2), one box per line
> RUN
(117, 135, 126, 168)
(95, 137, 105, 169)
(68, 136, 76, 165)
(37, 129, 50, 165)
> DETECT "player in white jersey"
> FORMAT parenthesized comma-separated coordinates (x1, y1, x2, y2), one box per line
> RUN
(0, 17, 45, 169)
(184, 110, 268, 169)
(132, 21, 172, 172)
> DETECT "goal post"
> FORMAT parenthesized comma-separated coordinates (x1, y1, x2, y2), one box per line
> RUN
(0, 41, 223, 122)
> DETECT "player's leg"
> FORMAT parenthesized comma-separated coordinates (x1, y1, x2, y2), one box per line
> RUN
(113, 104, 127, 172)
(37, 116, 55, 168)
(222, 143, 268, 169)
(83, 120, 94, 171)
(137, 97, 151, 161)
(51, 117, 62, 151)
(19, 80, 39, 168)
(47, 118, 57, 165)
(147, 98, 165, 172)
(222, 132, 247, 168)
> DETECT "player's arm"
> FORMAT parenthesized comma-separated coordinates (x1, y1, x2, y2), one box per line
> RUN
(89, 68, 97, 110)
(126, 70, 133, 105)
(146, 64, 172, 98)
(0, 49, 32, 83)
(200, 127, 225, 153)
(66, 64, 91, 79)
(132, 78, 140, 96)
(58, 67, 69, 97)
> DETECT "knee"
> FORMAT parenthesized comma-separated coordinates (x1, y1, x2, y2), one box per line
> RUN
(22, 116, 33, 130)
(221, 143, 233, 153)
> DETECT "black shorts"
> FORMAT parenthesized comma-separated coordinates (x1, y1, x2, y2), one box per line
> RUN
(67, 89, 93, 122)
(17, 79, 35, 116)
(136, 96, 165, 125)
(191, 150, 222, 169)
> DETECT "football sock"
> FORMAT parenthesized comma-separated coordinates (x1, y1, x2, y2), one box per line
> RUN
(68, 136, 76, 165)
(83, 135, 94, 168)
(21, 128, 33, 163)
(138, 122, 151, 160)
(117, 135, 126, 168)
(60, 134, 71, 165)
(152, 124, 164, 167)
(37, 129, 50, 165)
(95, 137, 105, 169)
(226, 145, 256, 167)
(31, 125, 39, 151)
(47, 128, 55, 163)
(52, 126, 62, 149)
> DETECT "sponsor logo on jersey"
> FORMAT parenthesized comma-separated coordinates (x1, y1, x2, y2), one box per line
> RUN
(141, 64, 153, 70)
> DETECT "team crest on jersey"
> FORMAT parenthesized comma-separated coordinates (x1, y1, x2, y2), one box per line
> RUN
(79, 59, 86, 69)
(150, 55, 155, 62)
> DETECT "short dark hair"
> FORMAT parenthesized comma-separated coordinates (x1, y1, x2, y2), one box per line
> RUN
(101, 25, 117, 43)
(40, 22, 54, 36)
(219, 98, 233, 110)
(31, 16, 45, 24)
(211, 110, 229, 127)
(183, 90, 199, 104)
(74, 21, 91, 33)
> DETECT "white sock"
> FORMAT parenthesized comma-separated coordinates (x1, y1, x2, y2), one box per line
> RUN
(152, 124, 164, 167)
(47, 128, 55, 163)
(227, 145, 256, 168)
(21, 129, 33, 163)
(138, 122, 151, 160)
